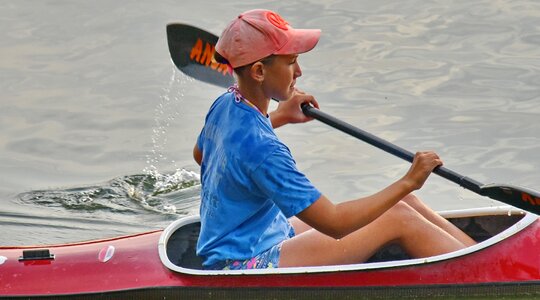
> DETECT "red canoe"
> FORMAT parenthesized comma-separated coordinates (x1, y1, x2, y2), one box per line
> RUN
(1, 206, 539, 299)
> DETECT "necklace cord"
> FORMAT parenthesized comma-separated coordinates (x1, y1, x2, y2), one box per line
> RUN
(228, 85, 265, 116)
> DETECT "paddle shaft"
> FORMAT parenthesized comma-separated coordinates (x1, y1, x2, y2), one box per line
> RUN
(301, 104, 485, 195)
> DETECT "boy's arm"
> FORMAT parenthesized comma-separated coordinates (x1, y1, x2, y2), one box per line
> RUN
(193, 144, 202, 166)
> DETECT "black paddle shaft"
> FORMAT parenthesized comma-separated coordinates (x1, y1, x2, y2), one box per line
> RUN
(301, 104, 484, 194)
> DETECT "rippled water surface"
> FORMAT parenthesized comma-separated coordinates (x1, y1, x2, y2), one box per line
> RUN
(1, 0, 539, 245)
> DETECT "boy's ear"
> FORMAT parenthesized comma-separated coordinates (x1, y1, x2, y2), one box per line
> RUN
(249, 62, 265, 83)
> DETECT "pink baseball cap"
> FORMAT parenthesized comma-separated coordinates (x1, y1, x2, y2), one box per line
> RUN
(215, 9, 321, 68)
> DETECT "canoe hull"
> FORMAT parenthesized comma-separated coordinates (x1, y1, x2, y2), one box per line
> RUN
(1, 208, 540, 298)
(4, 284, 539, 300)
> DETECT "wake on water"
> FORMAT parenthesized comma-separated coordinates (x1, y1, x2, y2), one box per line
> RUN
(17, 169, 201, 216)
(11, 69, 202, 244)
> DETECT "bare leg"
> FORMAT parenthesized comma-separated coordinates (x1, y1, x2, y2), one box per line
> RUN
(289, 194, 476, 249)
(289, 216, 312, 235)
(281, 201, 467, 267)
(401, 194, 476, 246)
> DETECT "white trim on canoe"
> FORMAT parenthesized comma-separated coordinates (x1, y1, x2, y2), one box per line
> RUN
(438, 205, 525, 218)
(158, 206, 538, 276)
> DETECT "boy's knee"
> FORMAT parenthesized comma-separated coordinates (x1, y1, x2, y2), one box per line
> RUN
(388, 202, 416, 219)
(401, 193, 420, 205)
(387, 202, 425, 230)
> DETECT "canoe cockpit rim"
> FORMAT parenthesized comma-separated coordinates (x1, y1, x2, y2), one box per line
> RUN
(158, 206, 537, 276)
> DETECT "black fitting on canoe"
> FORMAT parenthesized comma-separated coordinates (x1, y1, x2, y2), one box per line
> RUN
(19, 249, 55, 261)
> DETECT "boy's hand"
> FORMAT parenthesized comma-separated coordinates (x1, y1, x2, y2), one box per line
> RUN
(270, 89, 319, 128)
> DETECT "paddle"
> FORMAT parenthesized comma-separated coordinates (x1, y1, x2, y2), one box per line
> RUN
(167, 24, 234, 88)
(166, 23, 540, 214)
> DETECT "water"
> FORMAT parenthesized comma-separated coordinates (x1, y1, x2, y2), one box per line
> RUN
(1, 0, 539, 246)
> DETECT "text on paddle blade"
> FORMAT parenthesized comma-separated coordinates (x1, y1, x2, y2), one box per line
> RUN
(190, 38, 229, 75)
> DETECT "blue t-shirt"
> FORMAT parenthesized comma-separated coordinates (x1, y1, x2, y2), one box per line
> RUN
(196, 92, 321, 267)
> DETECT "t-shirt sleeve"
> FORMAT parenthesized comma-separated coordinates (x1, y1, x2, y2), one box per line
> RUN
(251, 145, 321, 218)
(196, 94, 225, 152)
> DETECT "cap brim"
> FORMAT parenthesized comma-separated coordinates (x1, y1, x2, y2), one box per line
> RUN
(275, 28, 321, 55)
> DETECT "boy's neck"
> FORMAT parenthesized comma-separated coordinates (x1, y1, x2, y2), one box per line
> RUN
(236, 81, 270, 116)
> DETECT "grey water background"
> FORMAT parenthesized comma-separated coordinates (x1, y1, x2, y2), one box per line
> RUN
(1, 0, 539, 246)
